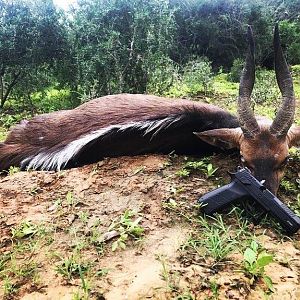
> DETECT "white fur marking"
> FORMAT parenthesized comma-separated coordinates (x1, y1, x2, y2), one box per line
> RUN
(23, 116, 182, 171)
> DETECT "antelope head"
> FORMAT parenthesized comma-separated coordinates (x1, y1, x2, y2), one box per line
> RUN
(195, 24, 300, 194)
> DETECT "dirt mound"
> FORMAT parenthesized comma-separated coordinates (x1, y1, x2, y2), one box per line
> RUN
(0, 154, 299, 299)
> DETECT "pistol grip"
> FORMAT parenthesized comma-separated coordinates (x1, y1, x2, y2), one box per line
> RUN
(198, 181, 248, 215)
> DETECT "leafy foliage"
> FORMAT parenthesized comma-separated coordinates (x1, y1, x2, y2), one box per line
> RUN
(55, 254, 90, 280)
(279, 20, 300, 66)
(252, 69, 280, 104)
(177, 158, 218, 178)
(11, 221, 40, 239)
(1, 0, 300, 111)
(146, 57, 179, 95)
(71, 0, 176, 99)
(31, 88, 72, 112)
(182, 58, 214, 95)
(228, 58, 244, 83)
(108, 210, 144, 251)
(243, 240, 274, 292)
(0, 0, 68, 108)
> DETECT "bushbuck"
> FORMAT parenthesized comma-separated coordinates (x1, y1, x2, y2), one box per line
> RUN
(0, 24, 299, 194)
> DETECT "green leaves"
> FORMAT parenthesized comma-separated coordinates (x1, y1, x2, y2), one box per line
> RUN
(244, 248, 256, 266)
(0, 0, 69, 108)
(55, 254, 90, 280)
(109, 210, 144, 251)
(182, 58, 214, 95)
(176, 158, 218, 179)
(256, 254, 273, 268)
(263, 275, 274, 292)
(11, 221, 39, 239)
(2, 0, 300, 109)
(73, 0, 176, 98)
(243, 240, 274, 292)
(206, 163, 218, 178)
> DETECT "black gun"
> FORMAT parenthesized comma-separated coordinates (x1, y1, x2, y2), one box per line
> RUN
(198, 167, 300, 234)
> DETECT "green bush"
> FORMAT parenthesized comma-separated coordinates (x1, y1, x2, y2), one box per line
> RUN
(165, 80, 190, 98)
(291, 65, 300, 77)
(182, 58, 214, 95)
(162, 57, 215, 98)
(0, 127, 7, 141)
(280, 21, 300, 66)
(146, 56, 180, 96)
(227, 58, 244, 83)
(0, 112, 33, 129)
(31, 88, 73, 113)
(252, 69, 280, 105)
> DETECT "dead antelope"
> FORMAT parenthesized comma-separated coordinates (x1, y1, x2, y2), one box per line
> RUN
(0, 24, 299, 194)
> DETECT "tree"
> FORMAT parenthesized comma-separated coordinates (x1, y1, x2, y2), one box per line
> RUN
(0, 0, 69, 109)
(70, 0, 176, 99)
(1, 0, 299, 109)
(169, 0, 274, 69)
(279, 20, 300, 65)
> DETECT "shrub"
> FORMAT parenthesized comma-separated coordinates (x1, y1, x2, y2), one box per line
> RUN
(228, 58, 244, 83)
(252, 69, 280, 105)
(182, 58, 214, 95)
(0, 112, 32, 129)
(31, 88, 73, 113)
(291, 65, 300, 77)
(146, 56, 180, 96)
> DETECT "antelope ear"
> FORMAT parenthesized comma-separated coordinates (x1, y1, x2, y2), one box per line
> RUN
(194, 128, 242, 150)
(287, 126, 300, 147)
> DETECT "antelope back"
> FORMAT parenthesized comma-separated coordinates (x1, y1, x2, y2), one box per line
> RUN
(0, 94, 239, 171)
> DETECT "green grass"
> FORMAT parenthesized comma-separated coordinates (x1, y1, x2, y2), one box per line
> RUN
(108, 209, 144, 251)
(3, 87, 73, 114)
(211, 68, 300, 121)
(214, 73, 239, 96)
(55, 253, 91, 280)
(176, 157, 218, 179)
(0, 221, 54, 298)
(214, 67, 300, 101)
(164, 197, 253, 264)
(182, 213, 245, 262)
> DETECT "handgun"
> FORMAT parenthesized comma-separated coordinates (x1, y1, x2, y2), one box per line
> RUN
(198, 167, 300, 234)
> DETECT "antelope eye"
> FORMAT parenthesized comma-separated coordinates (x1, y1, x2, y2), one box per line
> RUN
(276, 156, 291, 170)
(281, 156, 291, 166)
(240, 156, 254, 172)
(240, 156, 253, 172)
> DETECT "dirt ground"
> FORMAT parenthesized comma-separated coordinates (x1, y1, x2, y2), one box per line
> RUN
(0, 153, 300, 300)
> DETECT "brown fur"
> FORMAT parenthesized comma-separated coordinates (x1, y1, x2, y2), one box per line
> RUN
(239, 129, 289, 192)
(0, 94, 239, 170)
(196, 121, 300, 194)
(5, 94, 229, 147)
